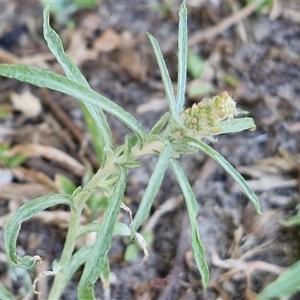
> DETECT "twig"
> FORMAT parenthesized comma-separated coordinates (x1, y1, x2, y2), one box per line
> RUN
(209, 252, 285, 299)
(188, 1, 262, 46)
(282, 7, 300, 23)
(9, 143, 85, 177)
(157, 212, 190, 300)
(40, 88, 99, 169)
(143, 195, 183, 232)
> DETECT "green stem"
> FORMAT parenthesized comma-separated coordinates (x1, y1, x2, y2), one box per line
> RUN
(48, 159, 118, 298)
(48, 136, 165, 298)
(48, 208, 81, 299)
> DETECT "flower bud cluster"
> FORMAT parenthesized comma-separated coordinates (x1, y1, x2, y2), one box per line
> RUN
(179, 91, 237, 137)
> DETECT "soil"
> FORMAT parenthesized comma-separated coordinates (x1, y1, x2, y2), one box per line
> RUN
(0, 1, 300, 300)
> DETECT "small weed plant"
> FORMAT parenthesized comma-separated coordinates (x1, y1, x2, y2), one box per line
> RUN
(0, 2, 261, 299)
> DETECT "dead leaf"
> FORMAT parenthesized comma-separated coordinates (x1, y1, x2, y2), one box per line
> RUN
(93, 28, 122, 53)
(0, 168, 13, 184)
(10, 90, 42, 118)
(117, 49, 147, 81)
(237, 150, 300, 192)
(9, 143, 85, 177)
(32, 211, 71, 228)
(288, 121, 300, 133)
(0, 47, 21, 64)
(136, 98, 168, 114)
(66, 29, 98, 66)
(239, 174, 297, 192)
(80, 12, 101, 33)
(0, 182, 56, 201)
(12, 166, 59, 192)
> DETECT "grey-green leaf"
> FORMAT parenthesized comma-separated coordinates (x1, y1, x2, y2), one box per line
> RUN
(43, 6, 112, 158)
(258, 260, 300, 299)
(170, 158, 209, 288)
(0, 64, 145, 141)
(43, 6, 89, 86)
(0, 285, 15, 300)
(131, 142, 173, 232)
(176, 0, 188, 113)
(77, 221, 131, 238)
(4, 194, 74, 269)
(147, 33, 177, 117)
(64, 246, 92, 286)
(149, 112, 169, 135)
(218, 117, 256, 135)
(281, 214, 300, 227)
(77, 165, 127, 299)
(188, 138, 262, 214)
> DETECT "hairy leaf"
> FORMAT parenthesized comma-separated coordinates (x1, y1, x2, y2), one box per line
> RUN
(131, 142, 173, 232)
(176, 0, 188, 113)
(0, 64, 145, 141)
(147, 33, 176, 117)
(77, 166, 127, 299)
(43, 6, 112, 159)
(0, 285, 15, 300)
(170, 158, 209, 288)
(4, 194, 74, 269)
(188, 138, 262, 214)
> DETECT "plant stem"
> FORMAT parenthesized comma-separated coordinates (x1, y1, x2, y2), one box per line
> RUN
(47, 159, 117, 298)
(48, 208, 82, 299)
(48, 137, 165, 298)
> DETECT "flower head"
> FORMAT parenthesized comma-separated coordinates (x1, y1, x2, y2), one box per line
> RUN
(179, 91, 237, 137)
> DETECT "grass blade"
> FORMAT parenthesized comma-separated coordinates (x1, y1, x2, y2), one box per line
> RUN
(188, 138, 262, 214)
(77, 165, 127, 299)
(176, 0, 188, 113)
(147, 33, 177, 117)
(258, 260, 300, 299)
(170, 158, 209, 288)
(0, 64, 145, 141)
(131, 142, 173, 232)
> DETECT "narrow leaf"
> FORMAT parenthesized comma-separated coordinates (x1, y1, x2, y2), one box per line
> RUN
(170, 158, 209, 288)
(147, 33, 177, 117)
(149, 112, 169, 135)
(0, 286, 15, 300)
(48, 246, 93, 296)
(131, 142, 173, 232)
(77, 221, 131, 238)
(258, 260, 300, 299)
(77, 165, 127, 299)
(114, 222, 131, 236)
(64, 246, 92, 286)
(188, 138, 262, 214)
(123, 136, 132, 162)
(43, 6, 112, 159)
(4, 194, 74, 269)
(0, 64, 145, 141)
(176, 0, 188, 113)
(43, 6, 89, 86)
(218, 117, 256, 135)
(100, 258, 111, 293)
(281, 215, 300, 227)
(187, 50, 205, 79)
